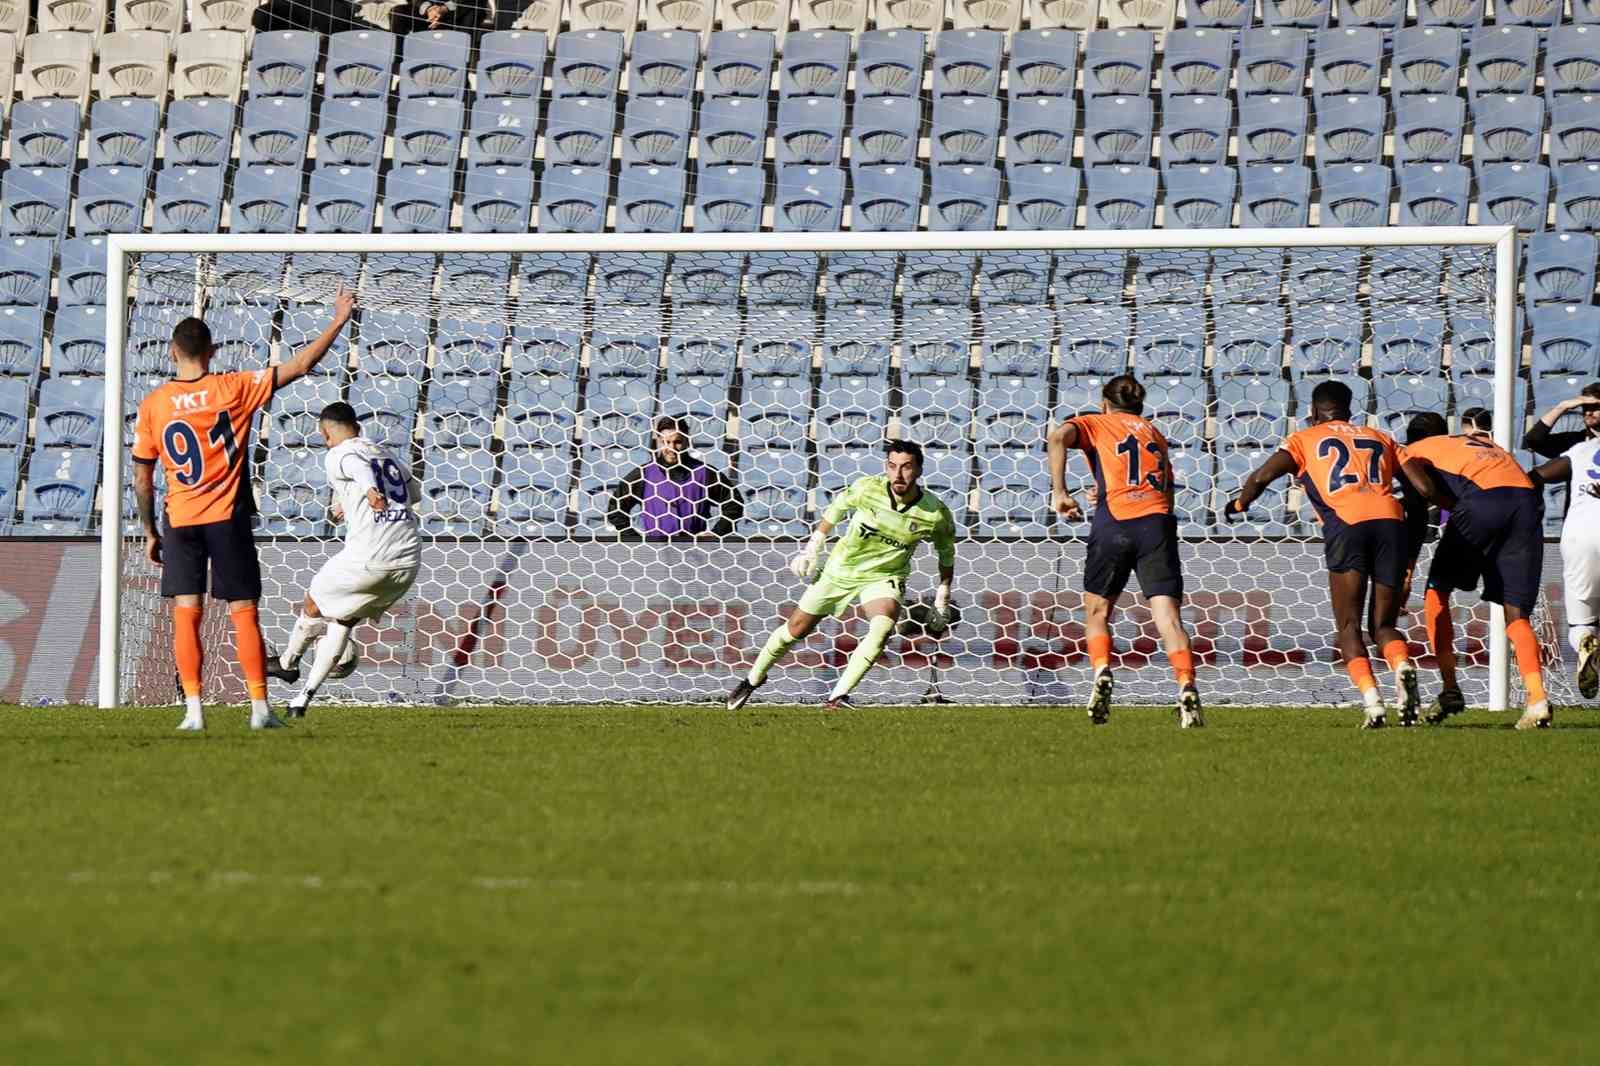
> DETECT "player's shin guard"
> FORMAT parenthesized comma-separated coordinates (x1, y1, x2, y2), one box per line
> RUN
(1087, 634, 1113, 674)
(829, 615, 895, 701)
(1167, 648, 1195, 690)
(296, 622, 353, 708)
(1507, 618, 1547, 707)
(1345, 657, 1381, 709)
(281, 612, 326, 669)
(748, 625, 799, 686)
(1381, 639, 1410, 673)
(229, 603, 271, 710)
(174, 604, 204, 698)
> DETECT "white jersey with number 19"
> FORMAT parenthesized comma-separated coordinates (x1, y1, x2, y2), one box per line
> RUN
(326, 436, 421, 571)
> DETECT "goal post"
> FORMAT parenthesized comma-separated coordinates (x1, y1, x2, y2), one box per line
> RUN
(98, 226, 1531, 710)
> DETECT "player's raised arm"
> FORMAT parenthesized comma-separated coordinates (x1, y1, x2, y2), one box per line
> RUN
(1046, 419, 1082, 519)
(1530, 455, 1572, 488)
(1524, 386, 1600, 458)
(1226, 448, 1297, 517)
(275, 284, 355, 390)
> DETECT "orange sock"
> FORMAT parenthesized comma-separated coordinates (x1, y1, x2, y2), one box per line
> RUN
(1381, 638, 1410, 672)
(1345, 657, 1377, 696)
(1423, 588, 1456, 679)
(174, 604, 203, 698)
(1168, 648, 1196, 688)
(1087, 633, 1113, 672)
(1508, 618, 1547, 705)
(230, 603, 269, 702)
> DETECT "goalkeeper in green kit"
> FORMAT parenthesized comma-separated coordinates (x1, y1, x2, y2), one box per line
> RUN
(726, 440, 957, 711)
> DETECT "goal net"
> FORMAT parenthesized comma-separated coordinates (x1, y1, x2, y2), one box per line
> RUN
(100, 230, 1565, 710)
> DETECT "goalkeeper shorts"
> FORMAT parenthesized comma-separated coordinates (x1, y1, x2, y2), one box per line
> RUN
(309, 552, 419, 623)
(797, 572, 905, 618)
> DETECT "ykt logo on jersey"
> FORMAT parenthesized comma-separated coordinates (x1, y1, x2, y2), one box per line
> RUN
(170, 391, 209, 412)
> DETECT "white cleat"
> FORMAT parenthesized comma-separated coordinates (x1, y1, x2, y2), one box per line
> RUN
(1178, 685, 1204, 729)
(1087, 668, 1114, 725)
(176, 716, 205, 732)
(1360, 710, 1387, 730)
(1395, 662, 1421, 727)
(250, 710, 290, 731)
(1514, 701, 1552, 731)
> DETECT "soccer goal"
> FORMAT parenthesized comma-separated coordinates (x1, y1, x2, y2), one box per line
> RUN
(97, 227, 1556, 711)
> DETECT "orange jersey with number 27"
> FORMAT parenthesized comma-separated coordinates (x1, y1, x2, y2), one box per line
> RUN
(132, 369, 276, 527)
(1280, 421, 1404, 527)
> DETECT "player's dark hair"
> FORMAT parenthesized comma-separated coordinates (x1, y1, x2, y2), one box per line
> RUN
(655, 414, 689, 436)
(1310, 380, 1354, 419)
(319, 401, 361, 430)
(885, 439, 923, 468)
(1406, 412, 1449, 443)
(1102, 374, 1146, 415)
(1458, 407, 1493, 433)
(1583, 382, 1600, 402)
(170, 317, 213, 360)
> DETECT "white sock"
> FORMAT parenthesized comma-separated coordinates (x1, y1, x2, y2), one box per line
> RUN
(295, 622, 352, 707)
(1569, 625, 1596, 655)
(183, 695, 203, 721)
(282, 612, 326, 668)
(1363, 688, 1384, 712)
(249, 697, 271, 722)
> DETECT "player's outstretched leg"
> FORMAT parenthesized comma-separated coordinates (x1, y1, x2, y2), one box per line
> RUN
(1150, 595, 1201, 729)
(287, 620, 355, 718)
(230, 602, 286, 730)
(1507, 611, 1552, 730)
(1422, 588, 1467, 724)
(1330, 571, 1386, 728)
(824, 601, 898, 711)
(271, 594, 326, 684)
(174, 601, 205, 731)
(728, 609, 821, 710)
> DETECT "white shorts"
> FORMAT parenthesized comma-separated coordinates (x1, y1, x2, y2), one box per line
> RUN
(309, 553, 419, 623)
(1562, 530, 1600, 627)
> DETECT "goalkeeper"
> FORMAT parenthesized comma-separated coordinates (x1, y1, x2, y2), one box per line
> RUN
(726, 440, 956, 711)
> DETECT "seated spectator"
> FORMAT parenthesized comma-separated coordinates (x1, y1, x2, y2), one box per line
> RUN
(391, 0, 493, 34)
(253, 0, 365, 34)
(607, 417, 744, 540)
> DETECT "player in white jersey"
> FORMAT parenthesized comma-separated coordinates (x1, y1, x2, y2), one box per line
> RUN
(267, 401, 421, 716)
(1532, 434, 1600, 699)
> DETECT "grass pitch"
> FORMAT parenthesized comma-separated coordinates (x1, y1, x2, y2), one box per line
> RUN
(2, 703, 1597, 1065)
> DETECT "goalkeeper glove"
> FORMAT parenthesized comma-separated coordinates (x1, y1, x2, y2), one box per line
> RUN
(789, 529, 827, 581)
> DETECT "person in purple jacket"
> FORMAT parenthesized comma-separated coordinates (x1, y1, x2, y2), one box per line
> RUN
(606, 416, 744, 540)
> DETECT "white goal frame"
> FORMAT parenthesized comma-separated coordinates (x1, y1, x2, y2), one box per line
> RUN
(97, 226, 1521, 710)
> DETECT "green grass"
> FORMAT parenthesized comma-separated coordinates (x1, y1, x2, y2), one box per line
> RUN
(2, 703, 1598, 1065)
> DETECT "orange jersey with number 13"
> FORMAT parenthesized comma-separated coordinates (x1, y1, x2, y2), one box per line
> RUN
(1281, 421, 1404, 527)
(1066, 411, 1174, 520)
(131, 369, 275, 527)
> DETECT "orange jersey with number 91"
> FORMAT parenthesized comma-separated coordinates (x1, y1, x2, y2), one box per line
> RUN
(131, 369, 276, 527)
(1066, 411, 1174, 520)
(1280, 420, 1404, 527)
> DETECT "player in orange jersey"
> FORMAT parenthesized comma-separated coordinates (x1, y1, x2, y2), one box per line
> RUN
(131, 286, 355, 731)
(1402, 409, 1550, 729)
(1048, 374, 1204, 728)
(1225, 380, 1450, 727)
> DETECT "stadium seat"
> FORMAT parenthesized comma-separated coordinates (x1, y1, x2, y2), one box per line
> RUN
(1550, 97, 1600, 168)
(1, 166, 72, 240)
(538, 165, 609, 233)
(48, 305, 103, 377)
(1467, 26, 1538, 100)
(21, 447, 99, 532)
(571, 0, 640, 34)
(1161, 165, 1235, 229)
(269, 377, 341, 447)
(467, 97, 540, 169)
(1160, 96, 1231, 170)
(497, 449, 572, 538)
(818, 442, 882, 500)
(782, 29, 849, 98)
(1531, 305, 1600, 378)
(630, 29, 697, 98)
(779, 96, 847, 166)
(425, 380, 498, 451)
(174, 29, 246, 101)
(856, 28, 924, 98)
(975, 445, 1052, 536)
(230, 164, 302, 234)
(546, 96, 617, 168)
(1058, 306, 1131, 376)
(258, 447, 329, 536)
(1447, 314, 1499, 378)
(615, 166, 686, 233)
(703, 29, 774, 99)
(380, 166, 450, 234)
(324, 29, 395, 99)
(1262, 0, 1330, 26)
(850, 96, 920, 168)
(1287, 304, 1362, 377)
(0, 445, 17, 529)
(1212, 247, 1285, 304)
(1086, 165, 1157, 229)
(9, 99, 81, 168)
(1236, 96, 1308, 167)
(1398, 163, 1471, 225)
(1237, 27, 1309, 98)
(191, 0, 257, 29)
(1313, 95, 1385, 167)
(1470, 94, 1545, 167)
(773, 165, 845, 231)
(693, 165, 763, 232)
(1215, 377, 1291, 450)
(826, 250, 897, 306)
(348, 373, 421, 458)
(316, 97, 388, 168)
(394, 97, 464, 169)
(621, 96, 692, 169)
(0, 377, 27, 449)
(644, 0, 714, 32)
(979, 245, 1050, 304)
(1372, 316, 1446, 376)
(473, 30, 547, 99)
(1084, 28, 1153, 97)
(1546, 28, 1600, 103)
(1214, 305, 1286, 376)
(115, 0, 183, 32)
(1083, 94, 1154, 169)
(1005, 163, 1079, 231)
(1494, 0, 1561, 28)
(1393, 95, 1465, 168)
(23, 30, 95, 107)
(929, 96, 999, 167)
(1317, 163, 1392, 226)
(901, 305, 972, 377)
(399, 30, 469, 99)
(86, 97, 159, 169)
(307, 165, 378, 234)
(1240, 165, 1311, 228)
(57, 237, 107, 306)
(1056, 249, 1129, 303)
(1004, 96, 1074, 167)
(97, 30, 170, 102)
(1215, 448, 1296, 535)
(164, 98, 234, 168)
(0, 305, 45, 382)
(1007, 28, 1078, 99)
(1556, 163, 1600, 232)
(741, 376, 811, 452)
(1477, 162, 1550, 232)
(461, 167, 534, 234)
(1337, 0, 1404, 27)
(1578, 0, 1600, 22)
(927, 165, 998, 232)
(1525, 232, 1599, 308)
(734, 445, 810, 538)
(0, 237, 50, 310)
(509, 323, 583, 379)
(76, 165, 147, 235)
(1391, 27, 1464, 97)
(248, 29, 320, 98)
(1134, 305, 1205, 376)
(886, 0, 951, 31)
(695, 96, 763, 167)
(1373, 375, 1451, 439)
(932, 28, 1003, 99)
(152, 166, 223, 234)
(554, 29, 624, 99)
(207, 302, 273, 372)
(34, 375, 104, 448)
(1032, 0, 1098, 29)
(239, 96, 311, 169)
(980, 305, 1053, 378)
(1136, 246, 1208, 304)
(1312, 28, 1381, 97)
(851, 165, 923, 232)
(1160, 28, 1232, 98)
(359, 312, 428, 377)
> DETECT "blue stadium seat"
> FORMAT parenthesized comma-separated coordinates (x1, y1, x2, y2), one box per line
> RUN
(441, 255, 512, 313)
(1478, 162, 1550, 232)
(934, 28, 1004, 97)
(498, 449, 572, 537)
(902, 247, 976, 306)
(1313, 95, 1386, 166)
(0, 447, 18, 530)
(475, 30, 548, 98)
(462, 167, 534, 233)
(86, 98, 160, 169)
(419, 447, 496, 537)
(1086, 165, 1157, 229)
(1525, 232, 1598, 308)
(1214, 304, 1285, 376)
(1186, 0, 1252, 27)
(1007, 28, 1079, 98)
(698, 97, 763, 167)
(980, 246, 1051, 304)
(21, 447, 99, 533)
(280, 299, 349, 375)
(0, 306, 44, 382)
(927, 165, 998, 231)
(1084, 28, 1153, 97)
(1494, 0, 1561, 28)
(850, 96, 920, 167)
(0, 378, 27, 449)
(509, 324, 583, 380)
(1556, 163, 1600, 231)
(1287, 304, 1362, 376)
(616, 166, 686, 233)
(1237, 27, 1309, 97)
(259, 446, 329, 536)
(704, 29, 774, 99)
(975, 438, 1052, 536)
(249, 29, 320, 98)
(467, 97, 540, 169)
(736, 445, 810, 537)
(0, 238, 52, 308)
(230, 165, 302, 234)
(58, 237, 106, 307)
(316, 98, 387, 168)
(1262, 0, 1330, 26)
(1006, 96, 1074, 166)
(35, 376, 104, 448)
(1084, 95, 1153, 169)
(1056, 250, 1129, 303)
(630, 29, 698, 98)
(324, 29, 396, 99)
(1373, 375, 1450, 439)
(546, 96, 617, 168)
(857, 28, 925, 98)
(358, 311, 429, 376)
(1058, 306, 1131, 376)
(76, 166, 147, 235)
(1448, 314, 1499, 378)
(1546, 27, 1600, 102)
(1162, 164, 1236, 228)
(394, 97, 463, 168)
(693, 166, 763, 232)
(1215, 377, 1290, 450)
(505, 375, 578, 457)
(778, 96, 847, 166)
(8, 99, 81, 168)
(1160, 28, 1232, 98)
(270, 377, 341, 447)
(773, 166, 845, 231)
(399, 30, 469, 99)
(1236, 95, 1308, 166)
(240, 96, 312, 168)
(590, 315, 660, 378)
(1137, 251, 1206, 307)
(1576, 0, 1600, 25)
(1394, 95, 1465, 167)
(554, 29, 624, 99)
(2, 167, 72, 240)
(851, 165, 923, 231)
(782, 29, 850, 98)
(539, 166, 609, 233)
(1213, 248, 1285, 303)
(165, 99, 235, 168)
(1134, 305, 1205, 376)
(1005, 164, 1079, 230)
(50, 305, 105, 377)
(152, 166, 223, 234)
(1160, 96, 1231, 169)
(425, 379, 498, 449)
(1240, 164, 1310, 227)
(307, 166, 378, 234)
(1312, 28, 1381, 96)
(1391, 26, 1463, 97)
(902, 379, 973, 458)
(1530, 305, 1600, 377)
(1398, 163, 1471, 225)
(1467, 26, 1538, 99)
(583, 376, 654, 453)
(1550, 96, 1600, 167)
(1317, 163, 1392, 226)
(742, 373, 811, 452)
(818, 443, 883, 499)
(1471, 94, 1545, 166)
(1416, 0, 1483, 26)
(1372, 316, 1446, 375)
(829, 250, 898, 304)
(1337, 0, 1404, 27)
(348, 373, 421, 458)
(208, 304, 274, 372)
(621, 96, 693, 168)
(931, 96, 1000, 167)
(381, 166, 453, 233)
(902, 305, 971, 376)
(1216, 448, 1296, 534)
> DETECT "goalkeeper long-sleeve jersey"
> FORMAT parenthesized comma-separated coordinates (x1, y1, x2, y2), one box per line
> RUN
(819, 475, 956, 583)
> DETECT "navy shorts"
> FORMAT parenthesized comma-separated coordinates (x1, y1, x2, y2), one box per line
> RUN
(1325, 517, 1409, 590)
(159, 506, 262, 602)
(1426, 488, 1542, 613)
(1084, 513, 1183, 602)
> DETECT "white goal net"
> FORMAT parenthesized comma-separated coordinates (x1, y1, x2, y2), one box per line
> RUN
(100, 230, 1566, 709)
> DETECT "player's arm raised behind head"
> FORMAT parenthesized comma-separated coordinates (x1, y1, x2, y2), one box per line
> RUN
(275, 284, 356, 391)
